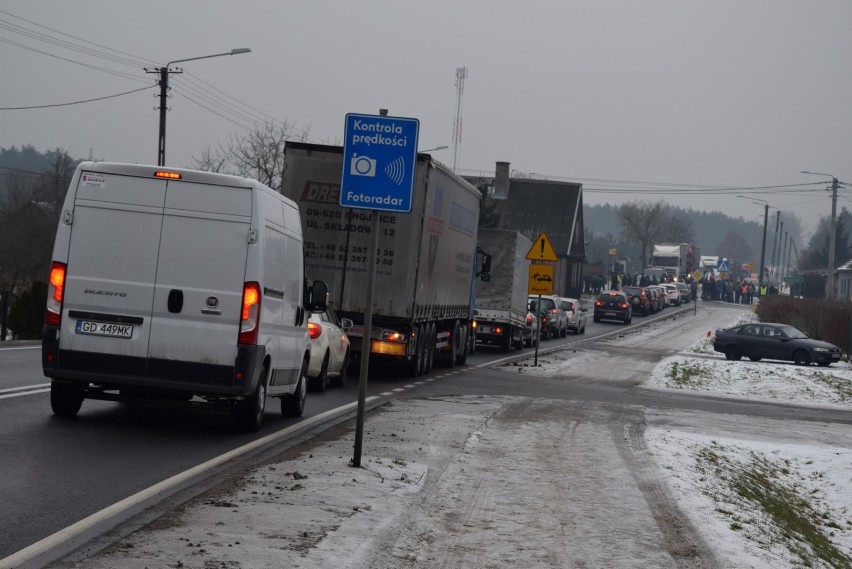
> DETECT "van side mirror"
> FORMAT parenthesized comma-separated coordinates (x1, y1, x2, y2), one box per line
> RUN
(306, 280, 328, 313)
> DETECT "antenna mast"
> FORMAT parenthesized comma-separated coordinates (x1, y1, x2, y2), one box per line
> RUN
(452, 66, 468, 172)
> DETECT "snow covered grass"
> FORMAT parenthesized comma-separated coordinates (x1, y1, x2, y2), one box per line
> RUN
(645, 312, 852, 568)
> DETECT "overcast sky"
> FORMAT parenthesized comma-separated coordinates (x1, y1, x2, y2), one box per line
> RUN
(2, 1, 851, 238)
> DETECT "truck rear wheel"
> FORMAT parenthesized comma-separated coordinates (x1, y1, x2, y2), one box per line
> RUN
(425, 324, 435, 374)
(456, 324, 469, 365)
(408, 325, 424, 377)
(444, 323, 458, 368)
(501, 326, 513, 352)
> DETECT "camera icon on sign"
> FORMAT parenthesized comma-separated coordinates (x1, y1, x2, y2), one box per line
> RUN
(350, 154, 377, 177)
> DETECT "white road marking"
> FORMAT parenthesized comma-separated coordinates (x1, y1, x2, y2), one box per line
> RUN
(0, 396, 381, 569)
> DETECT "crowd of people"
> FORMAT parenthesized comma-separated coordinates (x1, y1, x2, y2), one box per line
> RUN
(583, 270, 776, 305)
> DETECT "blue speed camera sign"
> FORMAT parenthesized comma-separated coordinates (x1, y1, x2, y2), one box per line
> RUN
(340, 113, 419, 212)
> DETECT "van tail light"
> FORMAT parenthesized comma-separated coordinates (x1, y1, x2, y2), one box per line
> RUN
(526, 315, 533, 325)
(238, 282, 261, 345)
(308, 321, 322, 340)
(45, 261, 66, 326)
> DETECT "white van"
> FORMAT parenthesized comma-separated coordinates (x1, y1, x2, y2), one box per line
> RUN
(42, 162, 327, 431)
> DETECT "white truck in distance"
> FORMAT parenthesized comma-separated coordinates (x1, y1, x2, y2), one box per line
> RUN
(647, 243, 700, 281)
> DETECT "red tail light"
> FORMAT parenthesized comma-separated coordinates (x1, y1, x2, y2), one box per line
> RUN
(494, 326, 504, 335)
(239, 282, 261, 344)
(308, 321, 322, 339)
(45, 261, 66, 326)
(618, 302, 629, 309)
(526, 315, 533, 325)
(594, 300, 604, 307)
(551, 308, 558, 314)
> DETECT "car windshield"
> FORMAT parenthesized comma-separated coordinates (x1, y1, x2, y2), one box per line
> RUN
(779, 325, 808, 339)
(623, 287, 642, 295)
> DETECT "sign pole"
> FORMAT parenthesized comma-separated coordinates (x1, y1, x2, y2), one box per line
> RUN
(345, 108, 419, 468)
(352, 209, 380, 468)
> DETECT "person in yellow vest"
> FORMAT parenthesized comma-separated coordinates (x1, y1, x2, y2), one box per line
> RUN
(759, 285, 768, 297)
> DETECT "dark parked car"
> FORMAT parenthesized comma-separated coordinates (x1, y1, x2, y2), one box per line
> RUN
(593, 291, 632, 324)
(713, 322, 842, 366)
(622, 286, 651, 316)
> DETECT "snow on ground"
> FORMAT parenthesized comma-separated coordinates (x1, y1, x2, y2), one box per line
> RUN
(520, 309, 852, 568)
(62, 308, 852, 568)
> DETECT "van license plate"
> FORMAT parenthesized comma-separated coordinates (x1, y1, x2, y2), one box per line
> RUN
(75, 320, 133, 338)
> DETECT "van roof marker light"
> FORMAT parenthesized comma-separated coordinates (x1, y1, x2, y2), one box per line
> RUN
(154, 170, 181, 180)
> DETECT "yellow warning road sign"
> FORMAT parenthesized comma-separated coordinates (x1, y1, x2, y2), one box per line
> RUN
(529, 264, 554, 295)
(526, 232, 559, 262)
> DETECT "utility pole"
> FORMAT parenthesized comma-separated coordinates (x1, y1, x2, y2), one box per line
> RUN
(145, 48, 251, 167)
(758, 202, 769, 294)
(770, 210, 780, 278)
(828, 176, 839, 299)
(146, 66, 183, 167)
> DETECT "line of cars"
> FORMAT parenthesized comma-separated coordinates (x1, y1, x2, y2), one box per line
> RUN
(527, 295, 588, 343)
(594, 281, 693, 324)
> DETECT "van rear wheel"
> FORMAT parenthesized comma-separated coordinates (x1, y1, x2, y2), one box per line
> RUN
(282, 360, 308, 417)
(233, 366, 268, 432)
(51, 382, 84, 417)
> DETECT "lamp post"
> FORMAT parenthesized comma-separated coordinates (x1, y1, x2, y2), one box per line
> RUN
(737, 195, 770, 296)
(147, 48, 251, 166)
(801, 170, 839, 299)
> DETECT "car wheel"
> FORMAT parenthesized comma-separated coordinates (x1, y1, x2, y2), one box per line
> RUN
(724, 346, 742, 361)
(51, 382, 85, 417)
(331, 352, 349, 387)
(817, 362, 832, 367)
(749, 356, 762, 362)
(309, 353, 329, 392)
(580, 324, 586, 335)
(232, 364, 268, 432)
(281, 360, 308, 417)
(793, 349, 812, 366)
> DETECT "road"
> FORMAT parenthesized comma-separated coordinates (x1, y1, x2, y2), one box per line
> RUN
(0, 302, 628, 560)
(4, 300, 848, 566)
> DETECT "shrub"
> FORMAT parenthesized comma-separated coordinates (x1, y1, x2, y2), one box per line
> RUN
(8, 281, 47, 340)
(755, 295, 852, 353)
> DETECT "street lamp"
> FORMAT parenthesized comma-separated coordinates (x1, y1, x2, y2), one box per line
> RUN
(801, 170, 840, 299)
(147, 48, 252, 166)
(420, 145, 449, 153)
(737, 195, 770, 295)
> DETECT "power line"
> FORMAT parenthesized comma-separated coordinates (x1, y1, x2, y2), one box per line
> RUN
(0, 85, 153, 110)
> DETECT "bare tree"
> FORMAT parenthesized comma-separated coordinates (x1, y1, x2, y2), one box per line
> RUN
(617, 201, 667, 271)
(193, 120, 310, 192)
(658, 210, 695, 244)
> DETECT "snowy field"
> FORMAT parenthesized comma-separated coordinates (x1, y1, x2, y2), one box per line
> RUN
(522, 310, 852, 568)
(40, 308, 852, 569)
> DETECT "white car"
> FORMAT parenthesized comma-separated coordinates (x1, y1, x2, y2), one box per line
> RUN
(307, 305, 352, 392)
(662, 283, 682, 306)
(560, 297, 587, 334)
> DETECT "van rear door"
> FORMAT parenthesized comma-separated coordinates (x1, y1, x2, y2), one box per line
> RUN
(146, 179, 252, 377)
(59, 172, 167, 363)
